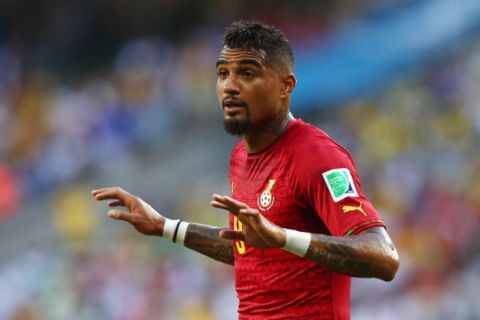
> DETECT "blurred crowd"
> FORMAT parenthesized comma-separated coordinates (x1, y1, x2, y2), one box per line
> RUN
(319, 46, 480, 318)
(1, 1, 480, 319)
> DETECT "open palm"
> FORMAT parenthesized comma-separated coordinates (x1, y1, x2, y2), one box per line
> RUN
(92, 187, 165, 236)
(210, 194, 286, 249)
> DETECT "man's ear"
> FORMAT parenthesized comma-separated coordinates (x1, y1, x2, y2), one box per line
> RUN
(280, 73, 297, 99)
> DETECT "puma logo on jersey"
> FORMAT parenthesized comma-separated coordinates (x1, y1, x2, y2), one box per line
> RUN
(342, 202, 366, 216)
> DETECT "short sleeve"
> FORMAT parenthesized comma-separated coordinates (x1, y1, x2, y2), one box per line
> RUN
(297, 143, 384, 236)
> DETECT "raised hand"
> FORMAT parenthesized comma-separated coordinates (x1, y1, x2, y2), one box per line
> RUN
(210, 194, 286, 249)
(91, 187, 165, 236)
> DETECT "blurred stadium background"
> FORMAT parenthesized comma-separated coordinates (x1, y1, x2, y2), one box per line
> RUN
(0, 0, 479, 319)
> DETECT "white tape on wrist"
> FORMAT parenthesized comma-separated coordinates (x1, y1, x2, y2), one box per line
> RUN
(173, 221, 189, 245)
(162, 219, 180, 241)
(282, 228, 311, 257)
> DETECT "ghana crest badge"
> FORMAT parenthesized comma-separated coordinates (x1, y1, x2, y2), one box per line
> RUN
(258, 179, 276, 211)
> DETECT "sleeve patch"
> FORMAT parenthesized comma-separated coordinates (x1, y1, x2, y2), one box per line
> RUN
(322, 168, 359, 202)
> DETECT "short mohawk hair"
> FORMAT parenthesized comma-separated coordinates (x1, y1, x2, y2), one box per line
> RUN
(222, 20, 294, 72)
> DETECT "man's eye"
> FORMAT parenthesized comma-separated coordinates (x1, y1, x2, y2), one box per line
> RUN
(217, 70, 228, 77)
(243, 71, 254, 77)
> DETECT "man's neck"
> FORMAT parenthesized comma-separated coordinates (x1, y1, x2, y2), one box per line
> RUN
(243, 113, 294, 153)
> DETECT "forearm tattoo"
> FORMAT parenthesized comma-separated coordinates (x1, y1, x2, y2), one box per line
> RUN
(305, 228, 396, 279)
(184, 223, 234, 265)
(306, 236, 373, 276)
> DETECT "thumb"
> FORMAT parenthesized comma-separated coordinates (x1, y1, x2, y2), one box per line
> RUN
(107, 209, 131, 221)
(219, 229, 245, 241)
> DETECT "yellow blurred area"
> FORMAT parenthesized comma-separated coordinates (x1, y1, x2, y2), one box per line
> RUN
(51, 185, 99, 254)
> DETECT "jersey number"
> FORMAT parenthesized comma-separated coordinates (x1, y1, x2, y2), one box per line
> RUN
(233, 216, 246, 254)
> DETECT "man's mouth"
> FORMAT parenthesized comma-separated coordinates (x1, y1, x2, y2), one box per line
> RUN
(223, 99, 246, 114)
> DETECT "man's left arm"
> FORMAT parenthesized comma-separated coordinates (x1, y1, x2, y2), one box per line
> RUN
(305, 226, 399, 281)
(211, 194, 399, 282)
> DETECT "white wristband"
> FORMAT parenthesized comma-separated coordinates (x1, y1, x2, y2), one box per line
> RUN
(162, 219, 180, 241)
(174, 221, 189, 245)
(282, 228, 311, 257)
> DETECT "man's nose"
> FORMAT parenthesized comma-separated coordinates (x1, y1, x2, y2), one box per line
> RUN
(223, 74, 240, 95)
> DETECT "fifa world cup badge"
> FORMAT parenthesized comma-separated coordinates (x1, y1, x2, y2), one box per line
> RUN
(258, 179, 276, 211)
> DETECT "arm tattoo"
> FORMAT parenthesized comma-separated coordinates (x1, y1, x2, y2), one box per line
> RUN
(184, 223, 234, 265)
(306, 236, 374, 276)
(305, 227, 398, 280)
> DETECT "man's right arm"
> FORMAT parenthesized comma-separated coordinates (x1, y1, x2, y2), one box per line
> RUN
(184, 224, 234, 265)
(91, 187, 234, 265)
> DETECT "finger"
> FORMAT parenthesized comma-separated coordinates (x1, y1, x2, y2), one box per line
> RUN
(211, 194, 238, 211)
(91, 187, 114, 196)
(92, 187, 130, 201)
(236, 208, 265, 230)
(239, 207, 260, 217)
(107, 200, 124, 207)
(107, 209, 132, 221)
(210, 200, 233, 212)
(219, 229, 245, 241)
(222, 196, 249, 210)
(211, 193, 229, 204)
(92, 188, 118, 200)
(212, 194, 249, 212)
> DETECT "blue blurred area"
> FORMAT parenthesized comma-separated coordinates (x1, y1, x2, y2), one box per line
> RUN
(293, 0, 480, 108)
(0, 1, 479, 319)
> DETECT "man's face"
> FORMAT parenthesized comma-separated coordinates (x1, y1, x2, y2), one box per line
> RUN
(216, 46, 285, 136)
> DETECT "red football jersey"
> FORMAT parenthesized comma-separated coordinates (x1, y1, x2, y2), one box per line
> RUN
(229, 119, 385, 320)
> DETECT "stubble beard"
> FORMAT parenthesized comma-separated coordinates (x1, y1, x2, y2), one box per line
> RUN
(223, 112, 252, 136)
(223, 117, 252, 136)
